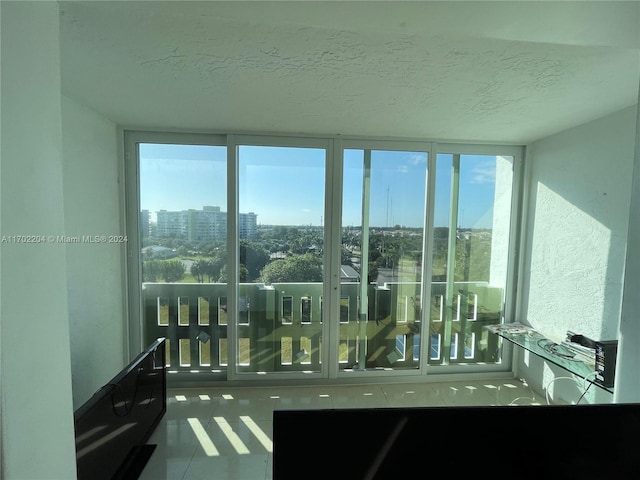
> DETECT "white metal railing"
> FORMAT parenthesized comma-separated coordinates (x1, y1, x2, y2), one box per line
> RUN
(142, 281, 503, 376)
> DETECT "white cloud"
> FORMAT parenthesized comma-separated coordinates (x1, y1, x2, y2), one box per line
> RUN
(410, 153, 427, 165)
(470, 161, 496, 184)
(397, 153, 426, 173)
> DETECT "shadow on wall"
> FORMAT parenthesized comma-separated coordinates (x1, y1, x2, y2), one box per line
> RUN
(521, 105, 638, 341)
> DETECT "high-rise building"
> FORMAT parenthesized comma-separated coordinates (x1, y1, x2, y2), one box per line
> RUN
(239, 211, 257, 239)
(140, 209, 150, 238)
(154, 206, 255, 242)
(156, 209, 188, 238)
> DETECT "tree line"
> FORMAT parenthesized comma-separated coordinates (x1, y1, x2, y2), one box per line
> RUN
(142, 226, 492, 284)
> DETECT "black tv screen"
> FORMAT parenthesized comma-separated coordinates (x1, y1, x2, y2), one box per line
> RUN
(74, 338, 166, 480)
(274, 402, 640, 479)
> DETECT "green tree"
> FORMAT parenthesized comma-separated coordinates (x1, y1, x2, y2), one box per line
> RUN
(142, 259, 162, 282)
(239, 240, 270, 281)
(455, 235, 491, 282)
(191, 259, 206, 283)
(191, 259, 218, 282)
(218, 263, 248, 282)
(212, 250, 227, 272)
(341, 246, 353, 265)
(259, 253, 322, 283)
(161, 260, 185, 282)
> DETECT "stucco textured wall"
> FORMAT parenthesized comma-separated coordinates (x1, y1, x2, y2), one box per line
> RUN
(516, 106, 637, 404)
(522, 106, 637, 341)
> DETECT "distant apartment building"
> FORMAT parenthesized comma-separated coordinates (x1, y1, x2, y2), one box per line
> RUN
(239, 211, 257, 239)
(155, 206, 256, 242)
(140, 209, 150, 238)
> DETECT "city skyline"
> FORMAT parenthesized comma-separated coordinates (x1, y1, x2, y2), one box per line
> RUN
(140, 143, 503, 229)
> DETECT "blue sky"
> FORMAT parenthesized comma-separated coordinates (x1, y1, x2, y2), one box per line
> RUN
(139, 143, 501, 228)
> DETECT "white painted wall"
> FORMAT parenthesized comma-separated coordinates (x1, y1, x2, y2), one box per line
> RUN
(61, 96, 125, 408)
(616, 82, 640, 403)
(0, 2, 77, 478)
(517, 105, 638, 404)
(489, 155, 514, 289)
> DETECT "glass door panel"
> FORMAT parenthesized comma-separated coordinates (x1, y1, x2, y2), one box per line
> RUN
(341, 148, 428, 371)
(138, 143, 228, 377)
(429, 153, 514, 365)
(134, 137, 518, 381)
(237, 145, 326, 374)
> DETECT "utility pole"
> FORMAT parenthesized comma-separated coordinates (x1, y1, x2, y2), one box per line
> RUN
(386, 186, 390, 227)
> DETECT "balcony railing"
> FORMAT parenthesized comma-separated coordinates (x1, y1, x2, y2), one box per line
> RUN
(142, 281, 504, 377)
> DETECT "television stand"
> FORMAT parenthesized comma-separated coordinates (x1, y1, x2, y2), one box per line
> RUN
(485, 323, 613, 393)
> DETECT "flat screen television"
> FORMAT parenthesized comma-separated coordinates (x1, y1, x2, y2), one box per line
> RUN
(273, 402, 640, 479)
(74, 338, 167, 480)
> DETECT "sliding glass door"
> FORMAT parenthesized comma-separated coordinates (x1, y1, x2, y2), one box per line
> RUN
(339, 144, 430, 372)
(127, 132, 522, 383)
(428, 148, 518, 368)
(232, 139, 329, 376)
(131, 134, 229, 380)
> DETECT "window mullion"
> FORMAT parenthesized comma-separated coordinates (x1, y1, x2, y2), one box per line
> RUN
(325, 139, 343, 379)
(356, 149, 372, 370)
(226, 135, 239, 380)
(442, 153, 461, 365)
(419, 143, 437, 373)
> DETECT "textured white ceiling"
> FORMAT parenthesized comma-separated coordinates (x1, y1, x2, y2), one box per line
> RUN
(59, 1, 640, 143)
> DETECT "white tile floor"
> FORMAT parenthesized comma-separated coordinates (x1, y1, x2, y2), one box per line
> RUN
(139, 377, 543, 480)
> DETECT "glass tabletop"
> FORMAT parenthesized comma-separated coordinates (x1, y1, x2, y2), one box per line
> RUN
(485, 323, 611, 393)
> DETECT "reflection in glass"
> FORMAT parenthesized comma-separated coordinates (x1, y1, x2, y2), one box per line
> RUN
(179, 339, 190, 366)
(137, 141, 515, 378)
(238, 145, 326, 373)
(178, 297, 189, 326)
(341, 148, 428, 371)
(158, 298, 169, 326)
(282, 296, 293, 324)
(200, 342, 211, 366)
(218, 298, 227, 325)
(139, 143, 227, 376)
(301, 296, 312, 324)
(429, 154, 513, 365)
(197, 297, 210, 326)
